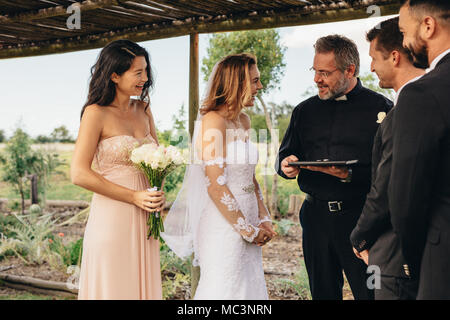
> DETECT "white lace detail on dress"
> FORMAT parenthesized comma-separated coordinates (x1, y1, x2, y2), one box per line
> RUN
(216, 174, 227, 185)
(233, 218, 259, 243)
(204, 175, 211, 187)
(204, 157, 225, 168)
(220, 192, 240, 212)
(258, 215, 272, 225)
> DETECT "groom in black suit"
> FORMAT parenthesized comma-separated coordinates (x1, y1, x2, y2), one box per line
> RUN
(350, 17, 425, 300)
(389, 0, 450, 299)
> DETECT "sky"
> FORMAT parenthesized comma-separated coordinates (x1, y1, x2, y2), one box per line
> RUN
(0, 14, 396, 139)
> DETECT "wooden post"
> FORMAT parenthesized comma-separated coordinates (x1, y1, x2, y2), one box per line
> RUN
(189, 33, 199, 138)
(189, 33, 200, 299)
(30, 174, 38, 205)
(288, 195, 304, 215)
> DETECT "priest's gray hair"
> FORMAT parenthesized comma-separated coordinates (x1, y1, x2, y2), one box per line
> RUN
(314, 34, 360, 77)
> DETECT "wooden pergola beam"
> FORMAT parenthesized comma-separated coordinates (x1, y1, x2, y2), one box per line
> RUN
(0, 0, 119, 24)
(0, 2, 401, 59)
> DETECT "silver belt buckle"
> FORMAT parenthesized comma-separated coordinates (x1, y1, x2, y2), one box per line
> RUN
(328, 201, 342, 212)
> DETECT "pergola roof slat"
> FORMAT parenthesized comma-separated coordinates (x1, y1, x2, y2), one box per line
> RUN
(158, 0, 226, 16)
(118, 2, 189, 20)
(0, 0, 401, 59)
(141, 0, 211, 16)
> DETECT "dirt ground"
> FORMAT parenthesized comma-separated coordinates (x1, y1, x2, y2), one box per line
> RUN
(0, 207, 354, 300)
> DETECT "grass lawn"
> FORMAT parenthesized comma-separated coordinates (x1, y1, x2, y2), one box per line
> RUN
(0, 147, 92, 203)
(0, 292, 75, 300)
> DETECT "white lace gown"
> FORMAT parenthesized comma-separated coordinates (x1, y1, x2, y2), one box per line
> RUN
(194, 139, 269, 300)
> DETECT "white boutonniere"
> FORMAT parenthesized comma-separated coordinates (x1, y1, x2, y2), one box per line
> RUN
(376, 112, 386, 123)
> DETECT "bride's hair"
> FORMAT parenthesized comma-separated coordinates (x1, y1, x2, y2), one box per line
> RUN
(200, 53, 257, 120)
(80, 39, 154, 119)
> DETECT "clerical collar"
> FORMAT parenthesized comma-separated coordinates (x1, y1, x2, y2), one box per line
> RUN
(426, 49, 450, 73)
(334, 78, 362, 101)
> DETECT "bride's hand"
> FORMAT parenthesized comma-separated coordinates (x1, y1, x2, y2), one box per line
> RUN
(253, 228, 272, 246)
(259, 222, 278, 238)
(133, 189, 165, 212)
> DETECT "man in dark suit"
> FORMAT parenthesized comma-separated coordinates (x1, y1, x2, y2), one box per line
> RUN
(350, 17, 424, 300)
(389, 0, 450, 299)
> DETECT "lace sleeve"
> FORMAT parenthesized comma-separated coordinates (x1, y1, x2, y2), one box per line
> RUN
(203, 159, 260, 243)
(253, 175, 272, 225)
(199, 113, 261, 243)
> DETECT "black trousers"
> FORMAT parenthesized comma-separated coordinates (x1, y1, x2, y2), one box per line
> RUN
(375, 275, 418, 300)
(300, 196, 374, 300)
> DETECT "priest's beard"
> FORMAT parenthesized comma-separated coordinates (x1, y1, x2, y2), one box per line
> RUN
(318, 76, 350, 100)
(407, 31, 429, 69)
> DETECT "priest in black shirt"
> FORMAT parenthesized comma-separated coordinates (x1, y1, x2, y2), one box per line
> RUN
(276, 35, 392, 300)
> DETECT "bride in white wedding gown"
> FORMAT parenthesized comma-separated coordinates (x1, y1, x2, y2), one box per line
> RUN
(162, 53, 277, 300)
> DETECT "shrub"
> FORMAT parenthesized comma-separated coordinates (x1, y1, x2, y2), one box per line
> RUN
(0, 212, 58, 265)
(159, 241, 191, 299)
(69, 238, 83, 266)
(0, 213, 21, 238)
(47, 236, 83, 270)
(275, 259, 311, 300)
(163, 165, 186, 198)
(273, 219, 296, 236)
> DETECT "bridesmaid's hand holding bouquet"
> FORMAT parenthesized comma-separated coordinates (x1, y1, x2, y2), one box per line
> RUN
(130, 143, 185, 240)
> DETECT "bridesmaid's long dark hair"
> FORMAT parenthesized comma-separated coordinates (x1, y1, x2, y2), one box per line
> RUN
(80, 39, 154, 119)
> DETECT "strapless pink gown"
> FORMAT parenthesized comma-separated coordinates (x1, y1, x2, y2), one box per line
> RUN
(78, 134, 162, 300)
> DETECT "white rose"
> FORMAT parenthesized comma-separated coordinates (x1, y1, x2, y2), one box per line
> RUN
(130, 147, 144, 163)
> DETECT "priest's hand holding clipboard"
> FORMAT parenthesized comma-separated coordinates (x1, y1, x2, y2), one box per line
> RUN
(281, 155, 358, 180)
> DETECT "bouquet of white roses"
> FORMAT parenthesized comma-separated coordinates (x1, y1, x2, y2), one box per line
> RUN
(130, 143, 185, 240)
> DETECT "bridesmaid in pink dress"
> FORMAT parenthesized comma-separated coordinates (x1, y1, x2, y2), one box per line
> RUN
(71, 40, 164, 300)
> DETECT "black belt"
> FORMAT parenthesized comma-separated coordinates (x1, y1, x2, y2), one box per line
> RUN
(305, 193, 359, 213)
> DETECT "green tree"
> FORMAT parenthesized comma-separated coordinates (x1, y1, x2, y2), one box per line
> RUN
(50, 125, 74, 143)
(170, 103, 189, 149)
(0, 128, 65, 212)
(29, 150, 65, 206)
(360, 72, 395, 101)
(0, 129, 5, 143)
(247, 101, 295, 143)
(202, 29, 286, 94)
(157, 129, 172, 146)
(35, 134, 52, 144)
(0, 128, 34, 213)
(269, 101, 295, 142)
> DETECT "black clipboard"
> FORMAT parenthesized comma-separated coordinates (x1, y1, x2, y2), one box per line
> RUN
(288, 160, 359, 167)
